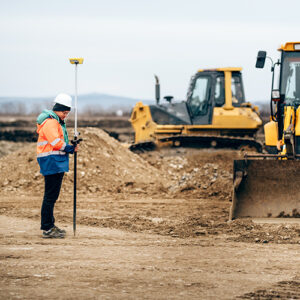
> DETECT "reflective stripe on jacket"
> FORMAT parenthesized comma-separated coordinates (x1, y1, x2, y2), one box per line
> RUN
(36, 116, 69, 175)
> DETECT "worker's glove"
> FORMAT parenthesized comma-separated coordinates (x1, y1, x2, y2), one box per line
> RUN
(64, 144, 75, 154)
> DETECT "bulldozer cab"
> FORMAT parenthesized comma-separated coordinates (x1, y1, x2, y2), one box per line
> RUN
(186, 68, 246, 125)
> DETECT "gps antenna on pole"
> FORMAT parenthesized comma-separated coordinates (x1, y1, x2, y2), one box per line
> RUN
(69, 57, 84, 236)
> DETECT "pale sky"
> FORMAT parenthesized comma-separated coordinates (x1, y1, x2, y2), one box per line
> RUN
(0, 0, 299, 102)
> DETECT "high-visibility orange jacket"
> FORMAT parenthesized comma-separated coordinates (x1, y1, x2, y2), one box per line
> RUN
(36, 110, 69, 175)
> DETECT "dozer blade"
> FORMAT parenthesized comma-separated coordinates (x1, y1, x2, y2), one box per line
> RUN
(230, 159, 300, 219)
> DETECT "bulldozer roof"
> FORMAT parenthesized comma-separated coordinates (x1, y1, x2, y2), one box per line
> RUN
(197, 67, 242, 73)
(278, 42, 300, 52)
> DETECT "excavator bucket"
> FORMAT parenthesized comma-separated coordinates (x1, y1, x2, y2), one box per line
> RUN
(230, 159, 300, 219)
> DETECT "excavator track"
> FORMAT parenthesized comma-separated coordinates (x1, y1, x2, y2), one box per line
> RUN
(129, 135, 262, 153)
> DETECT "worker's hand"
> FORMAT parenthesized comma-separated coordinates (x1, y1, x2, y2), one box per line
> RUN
(276, 140, 283, 151)
(75, 145, 78, 152)
(64, 144, 76, 154)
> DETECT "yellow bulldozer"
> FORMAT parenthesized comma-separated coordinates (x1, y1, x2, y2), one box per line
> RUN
(129, 68, 263, 152)
(230, 42, 300, 219)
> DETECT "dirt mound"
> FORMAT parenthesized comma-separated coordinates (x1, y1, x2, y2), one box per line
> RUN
(238, 280, 300, 299)
(0, 134, 243, 201)
(141, 148, 243, 201)
(1, 141, 299, 244)
(0, 127, 166, 196)
(0, 141, 30, 158)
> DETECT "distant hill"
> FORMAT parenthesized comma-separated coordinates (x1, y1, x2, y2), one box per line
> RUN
(0, 93, 268, 115)
(0, 93, 155, 115)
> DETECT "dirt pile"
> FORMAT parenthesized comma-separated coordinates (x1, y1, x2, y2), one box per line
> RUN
(0, 141, 30, 158)
(238, 280, 300, 299)
(0, 130, 243, 201)
(227, 220, 300, 244)
(1, 139, 299, 244)
(0, 127, 166, 196)
(141, 148, 242, 201)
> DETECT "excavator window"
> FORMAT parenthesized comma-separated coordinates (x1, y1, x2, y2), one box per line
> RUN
(280, 52, 300, 106)
(214, 74, 244, 107)
(214, 77, 225, 106)
(231, 75, 244, 106)
(189, 76, 211, 116)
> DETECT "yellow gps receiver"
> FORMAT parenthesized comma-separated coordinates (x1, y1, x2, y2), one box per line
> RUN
(69, 58, 84, 64)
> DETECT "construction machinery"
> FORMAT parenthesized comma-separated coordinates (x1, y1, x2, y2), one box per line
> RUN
(129, 68, 262, 152)
(230, 42, 300, 219)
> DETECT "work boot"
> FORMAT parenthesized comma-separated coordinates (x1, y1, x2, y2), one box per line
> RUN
(42, 227, 65, 239)
(54, 225, 66, 235)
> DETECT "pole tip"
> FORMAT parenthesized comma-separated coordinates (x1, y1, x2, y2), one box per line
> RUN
(69, 58, 84, 64)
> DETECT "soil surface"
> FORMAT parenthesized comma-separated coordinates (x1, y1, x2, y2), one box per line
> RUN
(0, 127, 299, 299)
(1, 215, 299, 300)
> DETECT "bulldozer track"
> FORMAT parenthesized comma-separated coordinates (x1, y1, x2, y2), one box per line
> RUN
(129, 135, 262, 153)
(129, 141, 156, 152)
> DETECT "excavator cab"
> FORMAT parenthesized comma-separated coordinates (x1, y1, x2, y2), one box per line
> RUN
(130, 68, 262, 151)
(230, 42, 300, 219)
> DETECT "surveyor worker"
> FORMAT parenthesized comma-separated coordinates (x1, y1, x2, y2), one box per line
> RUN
(36, 93, 77, 238)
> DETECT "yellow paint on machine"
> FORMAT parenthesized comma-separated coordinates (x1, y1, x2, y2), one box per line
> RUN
(264, 120, 278, 147)
(231, 41, 300, 220)
(129, 67, 262, 145)
(130, 104, 262, 144)
(130, 102, 158, 144)
(278, 42, 300, 52)
(295, 106, 300, 136)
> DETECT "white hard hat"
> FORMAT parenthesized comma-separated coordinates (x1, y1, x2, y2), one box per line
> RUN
(54, 93, 72, 108)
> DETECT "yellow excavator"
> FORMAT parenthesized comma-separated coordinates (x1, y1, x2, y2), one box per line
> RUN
(129, 68, 262, 152)
(230, 42, 300, 219)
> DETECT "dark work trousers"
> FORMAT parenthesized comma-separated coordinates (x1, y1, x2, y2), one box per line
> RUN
(41, 172, 64, 231)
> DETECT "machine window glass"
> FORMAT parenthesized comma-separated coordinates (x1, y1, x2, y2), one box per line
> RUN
(231, 75, 244, 106)
(214, 77, 225, 106)
(281, 52, 300, 105)
(189, 76, 210, 116)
